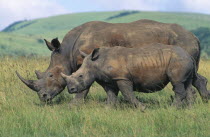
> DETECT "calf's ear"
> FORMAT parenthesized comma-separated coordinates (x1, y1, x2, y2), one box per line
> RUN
(91, 48, 100, 61)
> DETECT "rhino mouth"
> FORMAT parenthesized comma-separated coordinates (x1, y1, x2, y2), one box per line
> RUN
(39, 91, 60, 102)
(40, 96, 52, 103)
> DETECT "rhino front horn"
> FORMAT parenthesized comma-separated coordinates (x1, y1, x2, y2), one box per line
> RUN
(16, 71, 40, 92)
(60, 72, 68, 81)
(79, 50, 88, 58)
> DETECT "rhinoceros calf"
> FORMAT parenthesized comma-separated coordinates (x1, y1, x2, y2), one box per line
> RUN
(61, 44, 199, 109)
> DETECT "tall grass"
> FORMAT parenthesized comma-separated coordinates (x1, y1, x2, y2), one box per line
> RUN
(0, 58, 210, 137)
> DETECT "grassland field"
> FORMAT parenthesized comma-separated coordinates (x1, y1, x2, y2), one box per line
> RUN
(0, 57, 209, 137)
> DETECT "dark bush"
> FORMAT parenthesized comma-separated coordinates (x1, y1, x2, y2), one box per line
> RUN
(37, 38, 44, 44)
(0, 45, 7, 50)
(191, 27, 210, 57)
(2, 20, 26, 32)
(106, 11, 140, 20)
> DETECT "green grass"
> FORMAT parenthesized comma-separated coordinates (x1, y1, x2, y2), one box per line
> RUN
(1, 11, 210, 57)
(0, 58, 210, 136)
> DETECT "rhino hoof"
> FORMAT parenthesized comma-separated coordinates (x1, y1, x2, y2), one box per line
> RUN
(140, 104, 147, 112)
(135, 102, 146, 112)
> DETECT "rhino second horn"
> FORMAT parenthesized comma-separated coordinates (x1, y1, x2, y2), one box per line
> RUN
(35, 70, 44, 79)
(16, 71, 40, 92)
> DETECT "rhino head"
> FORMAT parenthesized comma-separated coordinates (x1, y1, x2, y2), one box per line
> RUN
(16, 38, 69, 102)
(61, 48, 100, 94)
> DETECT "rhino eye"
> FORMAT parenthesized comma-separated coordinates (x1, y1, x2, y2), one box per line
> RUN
(49, 74, 53, 77)
(79, 75, 83, 78)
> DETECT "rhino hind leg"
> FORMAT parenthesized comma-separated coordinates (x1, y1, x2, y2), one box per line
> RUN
(193, 73, 210, 103)
(185, 86, 197, 105)
(116, 80, 146, 111)
(171, 82, 188, 108)
(169, 69, 193, 107)
(170, 86, 196, 106)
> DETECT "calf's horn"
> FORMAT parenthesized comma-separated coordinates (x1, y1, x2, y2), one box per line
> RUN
(60, 72, 69, 81)
(79, 50, 88, 58)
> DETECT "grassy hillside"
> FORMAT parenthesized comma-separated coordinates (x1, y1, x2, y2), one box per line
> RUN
(0, 32, 50, 57)
(4, 11, 210, 37)
(1, 11, 210, 56)
(0, 57, 210, 136)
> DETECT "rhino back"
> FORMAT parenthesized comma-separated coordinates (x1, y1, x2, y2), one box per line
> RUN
(78, 20, 199, 59)
(60, 20, 200, 73)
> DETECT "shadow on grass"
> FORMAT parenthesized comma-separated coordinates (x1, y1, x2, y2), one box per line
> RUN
(33, 91, 175, 110)
(84, 94, 174, 110)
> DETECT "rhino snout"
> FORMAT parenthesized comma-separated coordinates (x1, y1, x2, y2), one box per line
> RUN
(39, 93, 52, 102)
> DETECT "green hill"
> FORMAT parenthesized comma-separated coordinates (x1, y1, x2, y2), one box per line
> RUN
(0, 32, 49, 57)
(1, 11, 210, 57)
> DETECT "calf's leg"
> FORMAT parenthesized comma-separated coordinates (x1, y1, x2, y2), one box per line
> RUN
(116, 80, 146, 111)
(171, 82, 187, 107)
(103, 85, 119, 105)
(167, 62, 191, 107)
(184, 77, 195, 106)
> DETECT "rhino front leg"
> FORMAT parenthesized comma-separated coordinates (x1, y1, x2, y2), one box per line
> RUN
(102, 85, 119, 105)
(116, 80, 146, 111)
(69, 88, 90, 106)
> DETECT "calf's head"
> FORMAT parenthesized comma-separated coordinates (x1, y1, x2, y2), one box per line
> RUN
(61, 48, 100, 93)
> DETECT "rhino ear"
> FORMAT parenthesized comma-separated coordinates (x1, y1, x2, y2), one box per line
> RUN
(44, 39, 54, 51)
(51, 37, 61, 50)
(44, 38, 61, 51)
(91, 48, 100, 61)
